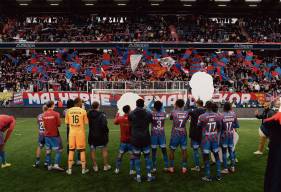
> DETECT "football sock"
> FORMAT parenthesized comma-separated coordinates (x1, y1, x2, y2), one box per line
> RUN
(135, 158, 141, 176)
(214, 152, 221, 177)
(45, 153, 51, 166)
(116, 153, 122, 169)
(222, 147, 228, 169)
(193, 148, 200, 167)
(55, 151, 62, 165)
(203, 154, 210, 177)
(129, 158, 135, 170)
(144, 153, 152, 174)
(152, 148, 157, 168)
(228, 147, 235, 167)
(161, 148, 169, 168)
(0, 151, 5, 164)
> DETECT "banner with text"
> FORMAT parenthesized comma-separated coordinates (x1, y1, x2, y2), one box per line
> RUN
(20, 91, 270, 107)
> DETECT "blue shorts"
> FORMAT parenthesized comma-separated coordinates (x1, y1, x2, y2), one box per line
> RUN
(151, 135, 166, 149)
(191, 140, 201, 149)
(119, 143, 133, 154)
(45, 136, 63, 150)
(38, 134, 45, 149)
(132, 146, 150, 155)
(169, 135, 187, 150)
(0, 131, 4, 145)
(202, 140, 219, 154)
(220, 136, 234, 148)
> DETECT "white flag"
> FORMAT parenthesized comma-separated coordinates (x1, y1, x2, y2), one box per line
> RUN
(130, 54, 142, 72)
(160, 57, 175, 69)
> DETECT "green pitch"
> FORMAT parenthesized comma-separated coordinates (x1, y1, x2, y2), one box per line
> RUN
(0, 119, 267, 192)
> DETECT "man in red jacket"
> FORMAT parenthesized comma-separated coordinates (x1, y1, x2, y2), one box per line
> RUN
(114, 105, 135, 175)
(43, 101, 64, 171)
(0, 115, 15, 168)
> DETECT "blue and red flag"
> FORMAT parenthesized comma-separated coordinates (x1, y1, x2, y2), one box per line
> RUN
(102, 53, 111, 65)
(182, 49, 192, 60)
(4, 54, 19, 65)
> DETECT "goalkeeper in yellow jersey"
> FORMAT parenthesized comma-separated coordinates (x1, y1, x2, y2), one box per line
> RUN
(65, 97, 89, 175)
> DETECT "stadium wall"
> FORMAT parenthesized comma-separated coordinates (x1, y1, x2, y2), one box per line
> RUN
(0, 107, 257, 118)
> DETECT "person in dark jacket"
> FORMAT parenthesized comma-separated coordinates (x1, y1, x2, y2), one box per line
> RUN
(128, 99, 154, 183)
(262, 98, 281, 192)
(87, 101, 111, 172)
(254, 102, 276, 155)
(189, 99, 206, 172)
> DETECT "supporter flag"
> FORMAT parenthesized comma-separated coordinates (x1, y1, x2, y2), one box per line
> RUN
(171, 64, 181, 74)
(245, 51, 253, 61)
(113, 46, 122, 56)
(84, 68, 93, 81)
(130, 54, 142, 72)
(143, 48, 152, 63)
(182, 49, 192, 60)
(102, 53, 111, 65)
(154, 53, 161, 60)
(267, 63, 275, 68)
(160, 57, 175, 69)
(220, 57, 229, 64)
(121, 49, 129, 65)
(92, 67, 97, 75)
(65, 70, 73, 80)
(101, 66, 107, 79)
(207, 65, 214, 75)
(4, 54, 19, 65)
(26, 65, 36, 73)
(147, 63, 167, 78)
(67, 50, 78, 61)
(254, 59, 263, 65)
(275, 67, 281, 75)
(190, 63, 202, 74)
(30, 53, 38, 64)
(271, 71, 279, 78)
(217, 67, 228, 81)
(37, 66, 44, 73)
(70, 62, 81, 73)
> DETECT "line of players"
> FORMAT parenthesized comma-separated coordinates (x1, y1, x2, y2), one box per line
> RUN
(31, 97, 239, 182)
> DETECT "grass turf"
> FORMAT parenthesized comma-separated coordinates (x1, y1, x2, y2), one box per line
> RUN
(0, 118, 267, 192)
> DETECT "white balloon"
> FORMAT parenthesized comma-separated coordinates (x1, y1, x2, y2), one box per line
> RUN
(117, 92, 142, 115)
(189, 71, 214, 104)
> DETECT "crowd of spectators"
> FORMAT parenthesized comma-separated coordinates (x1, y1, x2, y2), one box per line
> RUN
(1, 49, 281, 95)
(1, 15, 280, 43)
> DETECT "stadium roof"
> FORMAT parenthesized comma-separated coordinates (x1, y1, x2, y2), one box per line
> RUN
(0, 0, 280, 15)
